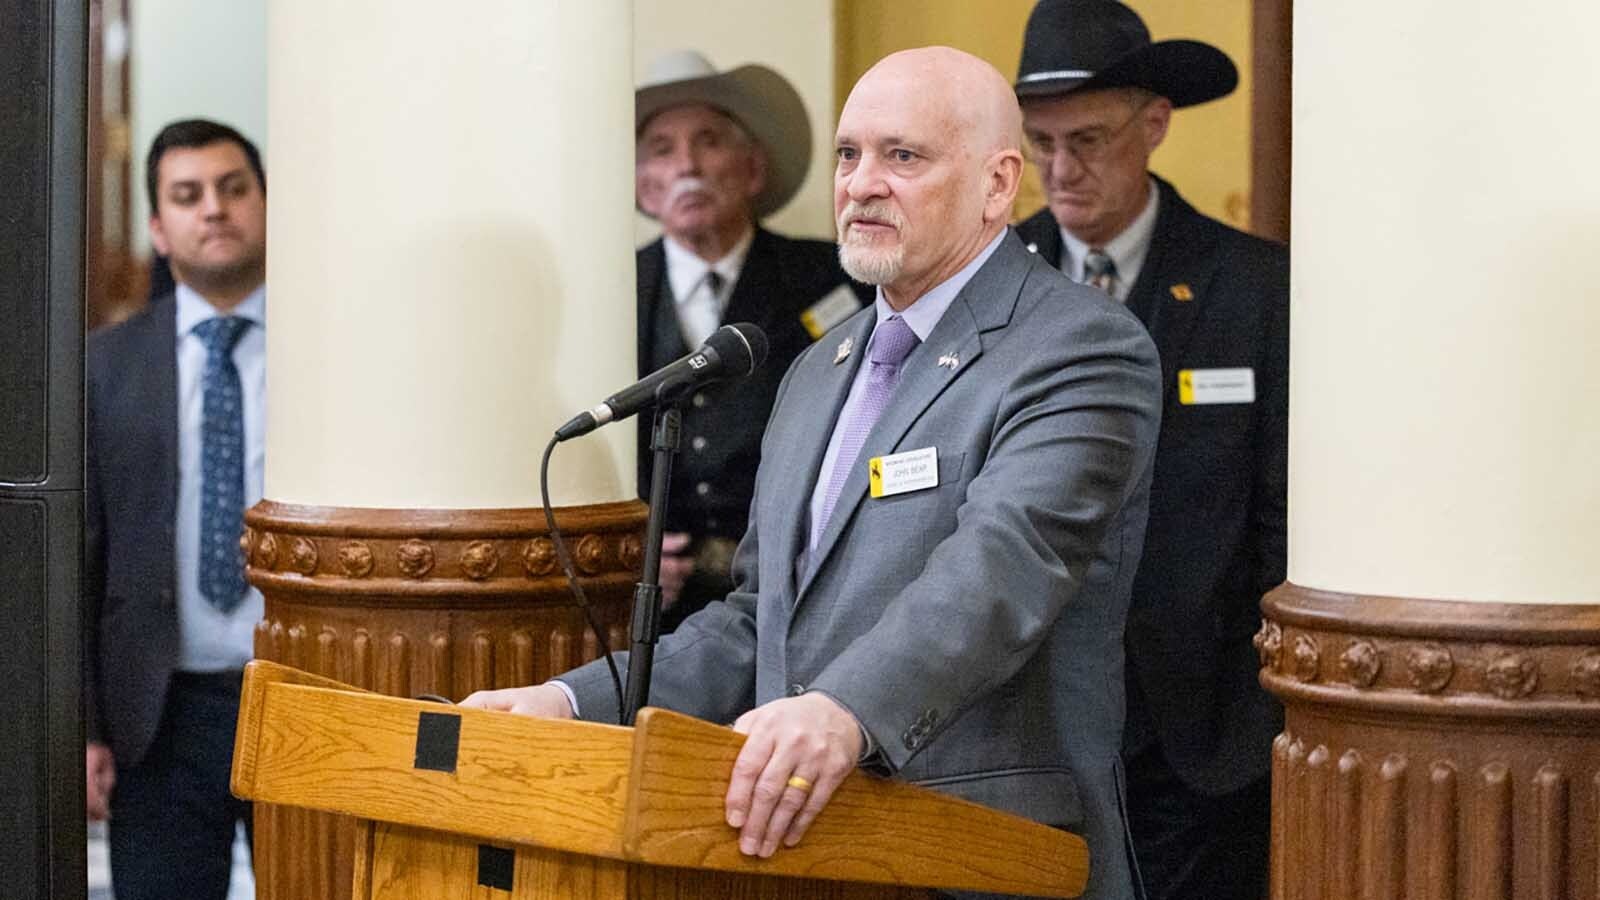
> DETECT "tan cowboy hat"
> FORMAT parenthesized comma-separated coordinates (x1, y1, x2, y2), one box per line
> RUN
(635, 50, 812, 220)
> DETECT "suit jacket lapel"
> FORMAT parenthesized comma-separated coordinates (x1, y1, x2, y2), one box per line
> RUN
(723, 228, 777, 328)
(771, 309, 877, 594)
(1124, 177, 1218, 406)
(796, 234, 1029, 602)
(636, 239, 687, 374)
(139, 296, 182, 528)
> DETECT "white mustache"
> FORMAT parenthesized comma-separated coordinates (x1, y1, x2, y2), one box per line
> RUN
(837, 202, 905, 237)
(665, 176, 712, 206)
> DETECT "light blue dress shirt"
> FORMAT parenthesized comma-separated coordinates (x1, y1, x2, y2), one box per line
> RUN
(174, 283, 267, 672)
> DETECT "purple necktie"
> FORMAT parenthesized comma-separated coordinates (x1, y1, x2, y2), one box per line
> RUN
(815, 315, 920, 535)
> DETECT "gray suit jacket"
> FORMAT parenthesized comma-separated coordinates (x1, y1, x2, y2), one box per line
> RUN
(565, 232, 1161, 900)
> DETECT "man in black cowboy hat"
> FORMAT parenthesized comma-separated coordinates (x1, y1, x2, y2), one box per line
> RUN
(1013, 2, 1289, 898)
(632, 51, 870, 632)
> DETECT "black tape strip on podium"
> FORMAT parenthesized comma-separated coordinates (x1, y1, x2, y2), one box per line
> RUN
(477, 844, 515, 890)
(413, 711, 461, 773)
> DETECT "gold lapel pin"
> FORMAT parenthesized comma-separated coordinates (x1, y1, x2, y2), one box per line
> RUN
(834, 336, 854, 365)
(1169, 283, 1194, 302)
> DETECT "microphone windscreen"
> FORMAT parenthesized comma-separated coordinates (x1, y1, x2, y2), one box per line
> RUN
(708, 322, 768, 376)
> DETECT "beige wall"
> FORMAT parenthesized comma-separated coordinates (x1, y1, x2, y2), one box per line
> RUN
(634, 1, 837, 242)
(130, 0, 268, 255)
(834, 0, 1254, 229)
(1289, 2, 1600, 603)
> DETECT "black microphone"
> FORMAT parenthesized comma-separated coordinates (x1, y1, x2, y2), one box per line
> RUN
(555, 322, 768, 441)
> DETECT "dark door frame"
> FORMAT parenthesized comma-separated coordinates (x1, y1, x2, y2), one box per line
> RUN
(0, 1, 88, 898)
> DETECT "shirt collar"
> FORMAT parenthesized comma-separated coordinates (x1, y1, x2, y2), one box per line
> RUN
(1058, 176, 1161, 285)
(175, 282, 267, 338)
(663, 226, 756, 308)
(873, 228, 1007, 341)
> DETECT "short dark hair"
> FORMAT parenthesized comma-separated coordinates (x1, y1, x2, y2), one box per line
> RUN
(145, 118, 265, 214)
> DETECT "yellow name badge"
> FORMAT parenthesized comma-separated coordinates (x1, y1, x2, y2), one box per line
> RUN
(869, 446, 939, 498)
(1178, 367, 1256, 405)
(800, 285, 864, 339)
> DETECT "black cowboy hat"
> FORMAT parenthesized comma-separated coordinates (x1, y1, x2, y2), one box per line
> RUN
(1014, 0, 1238, 108)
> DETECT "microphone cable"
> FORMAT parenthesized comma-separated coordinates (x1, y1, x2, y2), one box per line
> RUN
(540, 434, 626, 719)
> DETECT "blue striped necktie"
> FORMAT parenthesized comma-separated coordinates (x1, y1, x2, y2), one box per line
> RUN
(194, 315, 252, 612)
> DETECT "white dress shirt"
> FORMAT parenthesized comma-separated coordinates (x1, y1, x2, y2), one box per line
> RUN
(663, 227, 754, 347)
(174, 283, 267, 672)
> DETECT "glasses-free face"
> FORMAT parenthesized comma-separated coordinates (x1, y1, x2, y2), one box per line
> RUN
(635, 103, 766, 248)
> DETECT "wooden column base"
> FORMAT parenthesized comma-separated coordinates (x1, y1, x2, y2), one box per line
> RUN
(242, 499, 646, 900)
(1258, 584, 1600, 899)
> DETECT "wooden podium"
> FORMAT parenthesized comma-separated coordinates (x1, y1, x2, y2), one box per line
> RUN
(231, 661, 1089, 899)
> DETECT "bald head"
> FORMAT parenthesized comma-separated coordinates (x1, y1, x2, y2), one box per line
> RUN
(858, 47, 1022, 160)
(834, 47, 1025, 309)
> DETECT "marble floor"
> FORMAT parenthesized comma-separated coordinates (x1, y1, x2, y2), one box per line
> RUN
(86, 820, 255, 900)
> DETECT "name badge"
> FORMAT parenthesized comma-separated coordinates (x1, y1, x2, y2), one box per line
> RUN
(869, 447, 939, 498)
(800, 285, 863, 339)
(1178, 368, 1255, 405)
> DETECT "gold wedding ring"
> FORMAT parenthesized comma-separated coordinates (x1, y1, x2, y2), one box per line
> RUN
(786, 774, 814, 793)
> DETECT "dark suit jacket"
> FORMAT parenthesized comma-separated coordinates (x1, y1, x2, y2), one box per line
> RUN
(573, 232, 1163, 900)
(636, 228, 868, 542)
(1018, 175, 1289, 795)
(638, 229, 869, 629)
(84, 295, 183, 768)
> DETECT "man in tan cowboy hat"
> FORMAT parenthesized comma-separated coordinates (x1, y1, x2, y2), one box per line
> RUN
(631, 51, 870, 632)
(1012, 2, 1289, 898)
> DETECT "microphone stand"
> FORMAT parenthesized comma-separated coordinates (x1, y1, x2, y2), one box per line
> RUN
(622, 384, 687, 726)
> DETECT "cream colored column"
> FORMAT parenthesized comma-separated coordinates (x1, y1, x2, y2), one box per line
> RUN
(265, 1, 635, 509)
(1291, 2, 1600, 605)
(1265, 8, 1600, 898)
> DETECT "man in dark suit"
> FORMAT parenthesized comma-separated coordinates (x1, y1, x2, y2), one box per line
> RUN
(632, 50, 869, 631)
(467, 47, 1162, 900)
(1012, 2, 1290, 897)
(85, 118, 267, 900)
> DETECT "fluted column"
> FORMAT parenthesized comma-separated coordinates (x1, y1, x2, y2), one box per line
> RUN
(1261, 4, 1600, 898)
(246, 4, 643, 899)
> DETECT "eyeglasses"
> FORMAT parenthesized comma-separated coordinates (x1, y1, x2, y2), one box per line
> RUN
(1026, 99, 1154, 167)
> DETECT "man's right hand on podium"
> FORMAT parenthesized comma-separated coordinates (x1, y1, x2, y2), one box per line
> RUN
(459, 683, 576, 718)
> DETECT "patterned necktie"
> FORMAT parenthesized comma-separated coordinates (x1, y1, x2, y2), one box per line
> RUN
(194, 315, 252, 612)
(1084, 248, 1118, 296)
(815, 315, 920, 536)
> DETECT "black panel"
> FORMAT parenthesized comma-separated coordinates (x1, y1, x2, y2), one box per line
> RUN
(0, 0, 51, 484)
(0, 0, 88, 898)
(0, 500, 48, 898)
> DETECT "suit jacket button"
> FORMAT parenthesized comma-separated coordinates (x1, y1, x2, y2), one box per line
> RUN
(788, 683, 805, 697)
(692, 392, 707, 408)
(695, 482, 711, 497)
(691, 435, 708, 452)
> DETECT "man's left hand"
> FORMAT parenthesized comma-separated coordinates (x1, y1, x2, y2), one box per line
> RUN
(724, 692, 864, 857)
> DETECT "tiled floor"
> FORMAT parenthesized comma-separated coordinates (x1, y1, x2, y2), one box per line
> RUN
(86, 820, 255, 900)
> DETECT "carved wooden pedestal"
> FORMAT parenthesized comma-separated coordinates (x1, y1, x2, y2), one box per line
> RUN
(242, 500, 645, 900)
(1259, 585, 1600, 900)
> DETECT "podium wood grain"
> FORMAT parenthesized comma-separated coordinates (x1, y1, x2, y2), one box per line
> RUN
(234, 660, 1089, 898)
